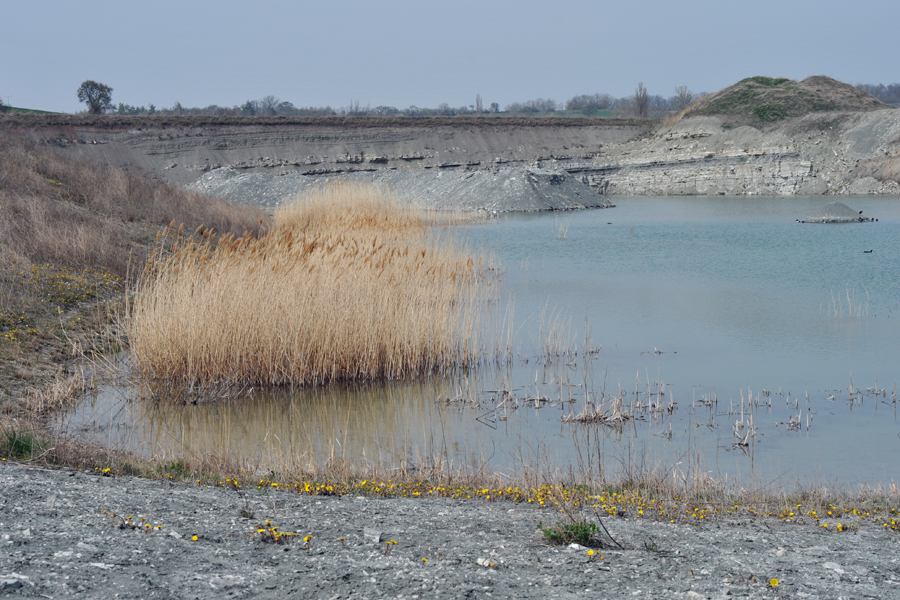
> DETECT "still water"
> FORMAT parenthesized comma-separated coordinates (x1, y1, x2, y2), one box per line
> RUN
(60, 196, 900, 487)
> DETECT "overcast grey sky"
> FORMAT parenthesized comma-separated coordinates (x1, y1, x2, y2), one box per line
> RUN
(3, 0, 897, 113)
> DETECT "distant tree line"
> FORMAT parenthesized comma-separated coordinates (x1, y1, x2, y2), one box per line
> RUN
(109, 90, 697, 118)
(57, 79, 900, 120)
(856, 83, 900, 106)
(76, 78, 716, 120)
(512, 84, 701, 118)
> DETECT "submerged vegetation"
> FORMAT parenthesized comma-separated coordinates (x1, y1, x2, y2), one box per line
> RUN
(128, 184, 497, 389)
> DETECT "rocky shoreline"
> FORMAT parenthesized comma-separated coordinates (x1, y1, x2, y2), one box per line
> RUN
(2, 462, 898, 599)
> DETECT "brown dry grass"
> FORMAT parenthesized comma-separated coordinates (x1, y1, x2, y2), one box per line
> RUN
(0, 132, 266, 277)
(127, 183, 497, 389)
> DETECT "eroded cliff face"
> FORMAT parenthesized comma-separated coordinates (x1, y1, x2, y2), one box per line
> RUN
(578, 111, 900, 196)
(20, 110, 900, 199)
(40, 118, 645, 187)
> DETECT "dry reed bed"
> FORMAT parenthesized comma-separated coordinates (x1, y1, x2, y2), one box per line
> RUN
(128, 184, 497, 388)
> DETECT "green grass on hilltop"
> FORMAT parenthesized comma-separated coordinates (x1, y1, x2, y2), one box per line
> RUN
(1, 106, 59, 115)
(688, 75, 890, 124)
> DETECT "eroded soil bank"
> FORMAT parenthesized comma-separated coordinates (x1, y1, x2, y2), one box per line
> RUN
(2, 463, 898, 599)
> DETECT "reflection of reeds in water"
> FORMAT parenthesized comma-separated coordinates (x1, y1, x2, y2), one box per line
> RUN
(535, 304, 576, 365)
(60, 350, 900, 501)
(71, 375, 534, 483)
(128, 183, 501, 389)
(821, 286, 870, 319)
(130, 381, 460, 471)
(555, 216, 569, 240)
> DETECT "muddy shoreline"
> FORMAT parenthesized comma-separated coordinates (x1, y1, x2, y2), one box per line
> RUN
(2, 462, 898, 599)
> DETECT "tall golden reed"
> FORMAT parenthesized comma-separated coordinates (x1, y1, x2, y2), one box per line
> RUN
(127, 183, 495, 389)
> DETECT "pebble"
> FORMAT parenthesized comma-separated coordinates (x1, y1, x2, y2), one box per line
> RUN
(364, 527, 386, 543)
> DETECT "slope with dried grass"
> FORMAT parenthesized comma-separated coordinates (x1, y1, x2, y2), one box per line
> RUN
(0, 129, 266, 406)
(127, 184, 497, 389)
(0, 132, 265, 276)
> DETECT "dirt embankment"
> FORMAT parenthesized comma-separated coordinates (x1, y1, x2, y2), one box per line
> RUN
(4, 89, 899, 202)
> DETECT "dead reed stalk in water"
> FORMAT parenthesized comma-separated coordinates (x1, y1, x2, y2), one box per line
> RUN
(127, 183, 497, 389)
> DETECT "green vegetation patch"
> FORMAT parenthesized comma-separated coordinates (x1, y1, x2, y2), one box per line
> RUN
(1, 427, 51, 460)
(752, 105, 790, 122)
(539, 519, 602, 547)
(24, 263, 122, 308)
(1, 106, 58, 115)
(738, 76, 791, 87)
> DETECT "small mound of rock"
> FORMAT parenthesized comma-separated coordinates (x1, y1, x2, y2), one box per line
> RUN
(801, 201, 874, 223)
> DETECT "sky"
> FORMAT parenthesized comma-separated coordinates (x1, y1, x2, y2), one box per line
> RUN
(2, 0, 898, 113)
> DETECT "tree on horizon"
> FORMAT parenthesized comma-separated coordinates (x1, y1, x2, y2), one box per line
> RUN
(77, 80, 114, 114)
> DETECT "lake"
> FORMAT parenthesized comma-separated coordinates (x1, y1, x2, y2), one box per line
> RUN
(58, 196, 900, 489)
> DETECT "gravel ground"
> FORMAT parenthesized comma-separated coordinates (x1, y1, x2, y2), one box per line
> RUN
(1, 462, 898, 599)
(187, 167, 612, 212)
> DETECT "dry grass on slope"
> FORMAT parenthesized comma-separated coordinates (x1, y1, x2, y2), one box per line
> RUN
(127, 184, 497, 390)
(0, 132, 265, 277)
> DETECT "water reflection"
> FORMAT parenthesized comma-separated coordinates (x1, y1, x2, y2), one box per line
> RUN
(57, 355, 899, 486)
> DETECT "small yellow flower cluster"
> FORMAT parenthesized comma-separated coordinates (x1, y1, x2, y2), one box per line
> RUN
(0, 311, 35, 342)
(250, 520, 300, 545)
(800, 503, 899, 533)
(383, 539, 399, 555)
(192, 476, 900, 533)
(23, 263, 121, 308)
(102, 510, 163, 534)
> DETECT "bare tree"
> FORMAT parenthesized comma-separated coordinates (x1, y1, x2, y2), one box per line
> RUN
(634, 82, 649, 118)
(505, 98, 557, 114)
(673, 86, 695, 111)
(259, 95, 279, 116)
(475, 94, 483, 114)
